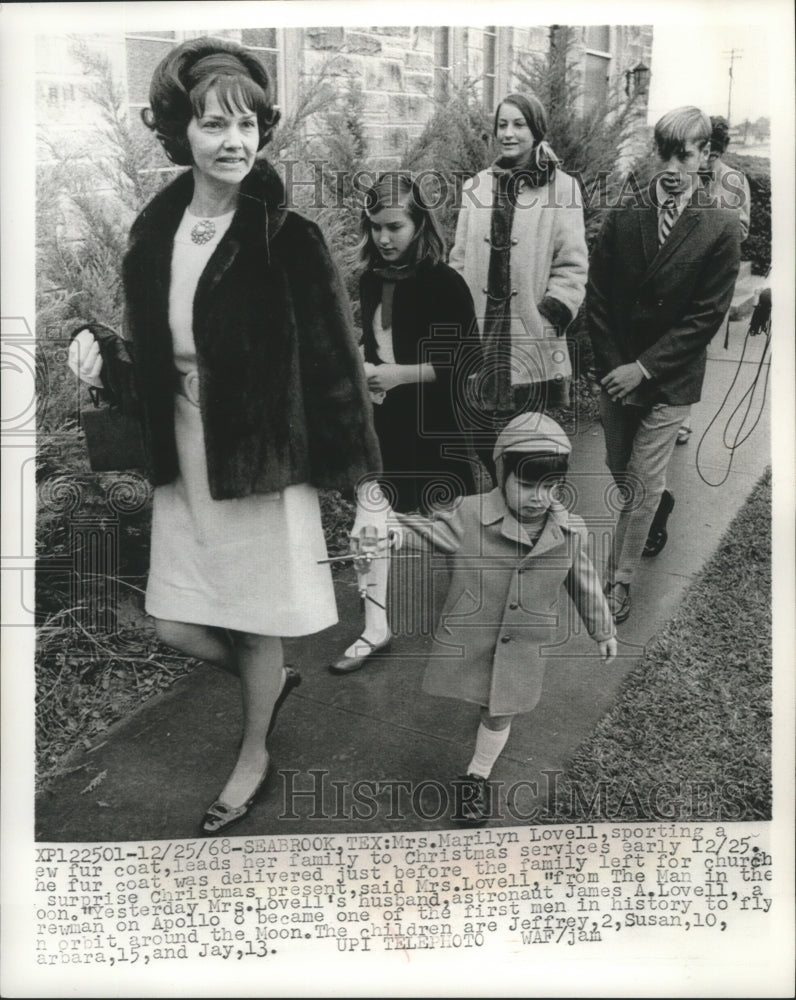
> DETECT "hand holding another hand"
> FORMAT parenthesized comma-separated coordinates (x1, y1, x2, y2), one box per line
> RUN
(598, 637, 617, 664)
(366, 363, 407, 394)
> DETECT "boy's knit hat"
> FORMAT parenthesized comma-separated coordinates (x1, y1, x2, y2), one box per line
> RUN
(493, 412, 572, 460)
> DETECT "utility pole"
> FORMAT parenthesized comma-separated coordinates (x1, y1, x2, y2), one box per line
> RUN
(723, 48, 743, 126)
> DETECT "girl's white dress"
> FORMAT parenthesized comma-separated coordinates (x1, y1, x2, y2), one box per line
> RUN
(145, 209, 338, 636)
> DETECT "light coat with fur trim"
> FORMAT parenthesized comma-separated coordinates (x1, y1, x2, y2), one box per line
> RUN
(449, 167, 588, 386)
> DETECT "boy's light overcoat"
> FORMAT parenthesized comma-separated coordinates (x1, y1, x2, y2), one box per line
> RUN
(402, 489, 613, 715)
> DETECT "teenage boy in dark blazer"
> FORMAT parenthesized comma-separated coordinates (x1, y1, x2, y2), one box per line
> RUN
(587, 106, 741, 623)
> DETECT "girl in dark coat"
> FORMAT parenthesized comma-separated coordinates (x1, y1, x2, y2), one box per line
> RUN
(331, 173, 480, 673)
(69, 37, 381, 834)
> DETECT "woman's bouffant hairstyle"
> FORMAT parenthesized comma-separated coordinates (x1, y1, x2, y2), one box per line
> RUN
(141, 36, 281, 166)
(358, 172, 445, 269)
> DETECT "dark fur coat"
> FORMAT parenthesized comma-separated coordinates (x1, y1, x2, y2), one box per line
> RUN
(121, 160, 381, 499)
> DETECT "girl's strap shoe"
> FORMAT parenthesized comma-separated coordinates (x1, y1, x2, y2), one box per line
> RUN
(329, 634, 392, 674)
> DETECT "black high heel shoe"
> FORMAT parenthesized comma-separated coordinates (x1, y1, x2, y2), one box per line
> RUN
(200, 667, 302, 836)
(268, 666, 302, 737)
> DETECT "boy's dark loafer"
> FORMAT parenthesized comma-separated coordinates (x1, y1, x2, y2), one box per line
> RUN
(605, 582, 631, 624)
(643, 489, 675, 557)
(452, 773, 490, 827)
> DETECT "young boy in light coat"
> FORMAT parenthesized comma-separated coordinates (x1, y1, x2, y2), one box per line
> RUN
(392, 413, 616, 825)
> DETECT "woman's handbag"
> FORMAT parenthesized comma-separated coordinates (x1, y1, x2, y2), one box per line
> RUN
(70, 323, 147, 472)
(80, 396, 146, 472)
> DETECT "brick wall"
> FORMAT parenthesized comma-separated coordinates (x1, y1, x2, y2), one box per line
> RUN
(300, 26, 436, 167)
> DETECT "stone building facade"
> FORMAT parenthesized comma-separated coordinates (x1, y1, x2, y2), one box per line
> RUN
(37, 24, 653, 167)
(294, 25, 652, 164)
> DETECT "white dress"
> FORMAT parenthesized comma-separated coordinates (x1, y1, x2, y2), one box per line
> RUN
(145, 208, 338, 636)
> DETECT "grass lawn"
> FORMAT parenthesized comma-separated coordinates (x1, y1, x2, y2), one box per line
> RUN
(545, 468, 772, 823)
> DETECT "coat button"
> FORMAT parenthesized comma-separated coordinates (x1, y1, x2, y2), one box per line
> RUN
(511, 237, 518, 245)
(509, 602, 518, 610)
(501, 634, 513, 643)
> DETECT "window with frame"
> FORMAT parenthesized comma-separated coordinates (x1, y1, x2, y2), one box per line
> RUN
(125, 30, 281, 116)
(583, 25, 611, 115)
(240, 28, 280, 102)
(584, 25, 610, 52)
(125, 32, 179, 108)
(434, 27, 451, 101)
(483, 26, 497, 111)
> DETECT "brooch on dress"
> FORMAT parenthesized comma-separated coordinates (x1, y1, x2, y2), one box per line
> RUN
(190, 219, 216, 245)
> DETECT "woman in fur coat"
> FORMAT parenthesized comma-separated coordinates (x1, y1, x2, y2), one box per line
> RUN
(449, 92, 588, 481)
(69, 37, 381, 835)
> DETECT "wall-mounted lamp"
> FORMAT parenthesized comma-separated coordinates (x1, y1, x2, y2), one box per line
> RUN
(625, 62, 650, 98)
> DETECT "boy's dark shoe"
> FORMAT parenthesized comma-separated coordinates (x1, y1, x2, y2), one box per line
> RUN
(605, 581, 631, 624)
(643, 489, 675, 557)
(452, 774, 491, 827)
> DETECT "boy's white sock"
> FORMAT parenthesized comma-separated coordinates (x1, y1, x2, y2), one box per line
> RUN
(467, 723, 511, 779)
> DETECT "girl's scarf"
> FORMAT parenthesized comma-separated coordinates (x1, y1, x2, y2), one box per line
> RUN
(371, 261, 416, 330)
(481, 146, 557, 411)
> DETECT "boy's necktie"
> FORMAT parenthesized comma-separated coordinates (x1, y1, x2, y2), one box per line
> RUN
(658, 195, 677, 245)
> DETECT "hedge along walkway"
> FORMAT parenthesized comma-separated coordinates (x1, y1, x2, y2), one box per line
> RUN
(546, 468, 772, 824)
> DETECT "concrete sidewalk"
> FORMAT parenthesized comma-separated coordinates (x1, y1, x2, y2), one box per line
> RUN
(728, 261, 769, 321)
(36, 311, 771, 841)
